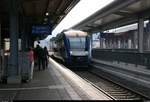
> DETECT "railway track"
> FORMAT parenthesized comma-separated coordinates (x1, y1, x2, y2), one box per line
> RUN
(74, 71, 146, 101)
(52, 57, 148, 101)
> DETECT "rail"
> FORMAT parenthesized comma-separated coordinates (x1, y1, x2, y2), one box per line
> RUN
(75, 71, 144, 100)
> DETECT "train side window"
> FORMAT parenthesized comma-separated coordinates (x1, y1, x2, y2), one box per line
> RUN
(85, 47, 88, 51)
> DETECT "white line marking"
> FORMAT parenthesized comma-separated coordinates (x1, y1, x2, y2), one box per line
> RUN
(49, 58, 82, 100)
(49, 57, 112, 100)
(0, 85, 66, 91)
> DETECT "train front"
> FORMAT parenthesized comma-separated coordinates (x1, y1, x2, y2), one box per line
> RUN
(64, 30, 90, 68)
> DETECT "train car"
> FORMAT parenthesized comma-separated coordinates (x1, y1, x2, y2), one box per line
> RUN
(52, 29, 91, 68)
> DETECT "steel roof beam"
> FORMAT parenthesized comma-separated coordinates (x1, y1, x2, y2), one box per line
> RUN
(113, 11, 133, 17)
(86, 7, 150, 33)
(72, 0, 140, 30)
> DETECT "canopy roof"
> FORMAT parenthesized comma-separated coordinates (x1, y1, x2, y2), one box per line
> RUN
(0, 0, 80, 38)
(72, 0, 150, 33)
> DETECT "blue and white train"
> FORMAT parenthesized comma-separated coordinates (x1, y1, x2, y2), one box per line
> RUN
(51, 29, 91, 68)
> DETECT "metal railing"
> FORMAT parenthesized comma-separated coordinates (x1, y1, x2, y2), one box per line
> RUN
(92, 49, 150, 68)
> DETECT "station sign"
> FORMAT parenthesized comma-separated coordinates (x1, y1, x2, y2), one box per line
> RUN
(32, 25, 52, 35)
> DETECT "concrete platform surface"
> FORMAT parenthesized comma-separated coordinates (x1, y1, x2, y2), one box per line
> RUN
(0, 58, 111, 101)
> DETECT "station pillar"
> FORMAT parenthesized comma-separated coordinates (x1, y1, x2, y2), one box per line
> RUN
(138, 17, 144, 53)
(7, 0, 20, 83)
(21, 17, 28, 51)
(0, 21, 2, 51)
(0, 21, 2, 72)
(21, 18, 25, 51)
(26, 22, 32, 49)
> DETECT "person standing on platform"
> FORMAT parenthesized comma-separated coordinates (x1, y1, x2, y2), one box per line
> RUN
(28, 47, 34, 80)
(36, 45, 45, 71)
(33, 41, 41, 69)
(34, 45, 40, 70)
(33, 46, 38, 68)
(43, 46, 50, 69)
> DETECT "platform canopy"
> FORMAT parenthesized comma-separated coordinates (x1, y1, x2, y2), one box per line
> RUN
(0, 0, 80, 38)
(72, 0, 150, 33)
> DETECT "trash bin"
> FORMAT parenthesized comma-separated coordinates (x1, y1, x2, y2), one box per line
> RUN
(0, 51, 8, 84)
(20, 52, 31, 83)
(0, 49, 4, 83)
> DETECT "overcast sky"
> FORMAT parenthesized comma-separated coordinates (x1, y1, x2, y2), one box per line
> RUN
(45, 0, 114, 40)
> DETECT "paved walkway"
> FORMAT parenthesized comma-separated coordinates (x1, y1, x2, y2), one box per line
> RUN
(0, 59, 89, 101)
(0, 58, 111, 101)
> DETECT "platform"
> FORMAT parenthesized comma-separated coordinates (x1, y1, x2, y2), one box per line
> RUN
(91, 58, 150, 99)
(0, 58, 111, 101)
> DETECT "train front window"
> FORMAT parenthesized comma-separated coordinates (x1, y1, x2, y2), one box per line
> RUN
(68, 37, 86, 50)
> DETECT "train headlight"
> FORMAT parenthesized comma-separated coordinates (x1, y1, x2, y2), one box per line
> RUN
(85, 51, 88, 55)
(70, 51, 73, 54)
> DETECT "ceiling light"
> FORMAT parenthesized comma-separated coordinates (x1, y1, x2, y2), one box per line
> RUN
(46, 12, 49, 16)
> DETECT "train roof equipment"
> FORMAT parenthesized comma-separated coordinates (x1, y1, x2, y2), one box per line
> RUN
(63, 30, 88, 37)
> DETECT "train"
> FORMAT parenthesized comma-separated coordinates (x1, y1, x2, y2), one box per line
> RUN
(50, 29, 91, 68)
